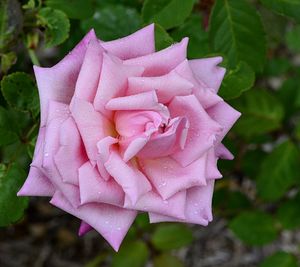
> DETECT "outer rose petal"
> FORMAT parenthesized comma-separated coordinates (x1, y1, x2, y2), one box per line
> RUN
(70, 97, 114, 163)
(34, 29, 97, 126)
(79, 161, 124, 206)
(93, 53, 144, 119)
(173, 60, 223, 109)
(124, 190, 187, 219)
(206, 148, 222, 180)
(74, 40, 105, 102)
(169, 95, 222, 167)
(50, 191, 137, 251)
(189, 57, 226, 93)
(215, 143, 234, 160)
(101, 24, 155, 60)
(127, 72, 193, 103)
(140, 155, 207, 200)
(42, 101, 80, 207)
(17, 166, 55, 197)
(149, 180, 215, 226)
(206, 101, 241, 143)
(124, 38, 188, 76)
(104, 151, 152, 204)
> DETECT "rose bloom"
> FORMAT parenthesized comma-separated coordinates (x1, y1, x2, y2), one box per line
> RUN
(18, 24, 240, 251)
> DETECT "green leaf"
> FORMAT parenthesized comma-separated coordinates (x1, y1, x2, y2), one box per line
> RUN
(0, 107, 19, 146)
(1, 72, 39, 117)
(0, 0, 23, 51)
(219, 61, 255, 100)
(81, 5, 141, 41)
(260, 251, 298, 267)
(45, 0, 93, 19)
(151, 224, 193, 250)
(285, 25, 300, 53)
(142, 0, 195, 30)
(229, 211, 278, 246)
(257, 141, 300, 201)
(231, 89, 284, 137)
(111, 241, 149, 267)
(155, 24, 173, 51)
(209, 0, 266, 72)
(260, 0, 300, 23)
(276, 78, 300, 119)
(263, 58, 291, 76)
(277, 198, 300, 230)
(171, 14, 210, 58)
(154, 253, 184, 267)
(38, 7, 70, 47)
(0, 163, 28, 226)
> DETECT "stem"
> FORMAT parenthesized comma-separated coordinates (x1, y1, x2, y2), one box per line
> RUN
(28, 48, 40, 66)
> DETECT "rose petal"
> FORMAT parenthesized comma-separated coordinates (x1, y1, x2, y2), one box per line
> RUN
(124, 190, 186, 219)
(79, 162, 124, 206)
(50, 191, 137, 251)
(137, 117, 189, 158)
(17, 166, 55, 197)
(206, 148, 222, 180)
(74, 40, 105, 102)
(54, 117, 87, 186)
(104, 151, 152, 204)
(127, 72, 193, 103)
(206, 101, 241, 143)
(93, 53, 144, 119)
(173, 60, 223, 109)
(101, 24, 155, 60)
(169, 95, 222, 167)
(215, 143, 234, 160)
(124, 38, 188, 76)
(140, 155, 207, 200)
(149, 180, 215, 225)
(70, 97, 114, 163)
(34, 30, 97, 126)
(189, 57, 226, 93)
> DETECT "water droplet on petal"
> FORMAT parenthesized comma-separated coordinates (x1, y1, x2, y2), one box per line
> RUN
(44, 152, 49, 157)
(117, 227, 121, 231)
(163, 200, 168, 205)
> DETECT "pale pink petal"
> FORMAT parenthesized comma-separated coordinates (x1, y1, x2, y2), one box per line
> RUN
(42, 101, 80, 207)
(127, 72, 193, 103)
(54, 117, 87, 186)
(189, 57, 226, 93)
(169, 95, 222, 167)
(206, 101, 241, 143)
(78, 221, 93, 236)
(101, 24, 155, 59)
(206, 148, 222, 180)
(96, 136, 118, 181)
(137, 117, 189, 158)
(74, 40, 105, 102)
(104, 151, 152, 204)
(115, 110, 162, 138)
(78, 162, 124, 206)
(124, 190, 186, 219)
(173, 60, 223, 109)
(70, 97, 114, 163)
(140, 155, 207, 200)
(215, 143, 234, 160)
(34, 30, 97, 126)
(124, 38, 188, 76)
(149, 180, 215, 225)
(50, 191, 137, 251)
(17, 166, 55, 197)
(106, 91, 159, 111)
(93, 53, 144, 119)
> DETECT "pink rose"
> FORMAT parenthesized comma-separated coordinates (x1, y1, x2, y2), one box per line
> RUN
(18, 24, 240, 251)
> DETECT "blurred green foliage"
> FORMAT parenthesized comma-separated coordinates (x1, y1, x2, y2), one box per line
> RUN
(0, 0, 300, 266)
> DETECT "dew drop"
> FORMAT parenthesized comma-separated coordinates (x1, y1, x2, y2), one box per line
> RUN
(193, 202, 199, 207)
(193, 210, 199, 215)
(163, 200, 168, 205)
(158, 180, 167, 188)
(117, 227, 121, 231)
(44, 152, 49, 157)
(105, 220, 109, 224)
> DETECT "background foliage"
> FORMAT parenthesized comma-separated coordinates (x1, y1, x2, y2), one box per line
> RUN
(0, 0, 300, 266)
